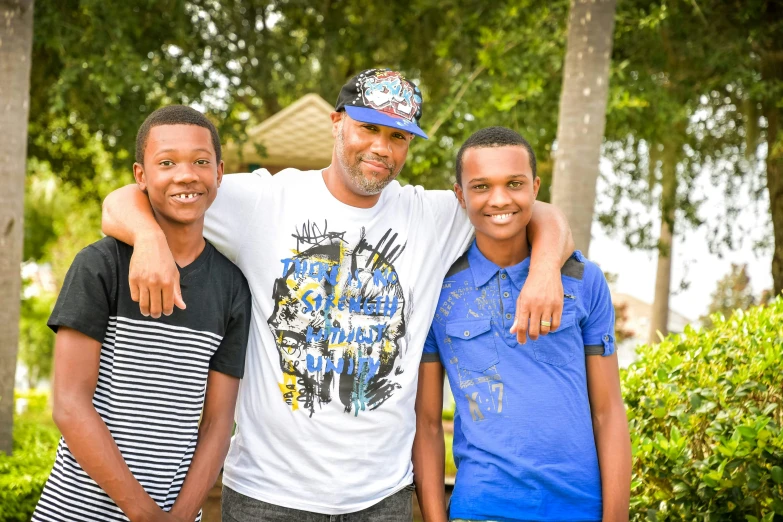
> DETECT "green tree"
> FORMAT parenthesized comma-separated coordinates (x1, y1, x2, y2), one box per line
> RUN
(701, 263, 756, 330)
(18, 286, 55, 390)
(598, 1, 783, 346)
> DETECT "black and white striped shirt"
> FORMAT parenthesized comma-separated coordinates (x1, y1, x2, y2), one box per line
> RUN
(33, 238, 250, 522)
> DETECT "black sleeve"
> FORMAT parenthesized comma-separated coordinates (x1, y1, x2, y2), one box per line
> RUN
(209, 278, 251, 378)
(48, 243, 116, 343)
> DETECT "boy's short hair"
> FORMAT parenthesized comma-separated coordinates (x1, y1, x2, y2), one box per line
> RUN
(456, 126, 537, 184)
(135, 105, 221, 164)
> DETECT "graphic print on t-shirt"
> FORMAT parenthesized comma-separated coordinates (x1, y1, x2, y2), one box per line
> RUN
(268, 220, 407, 416)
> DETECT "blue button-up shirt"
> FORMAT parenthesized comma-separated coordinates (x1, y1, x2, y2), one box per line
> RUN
(423, 241, 615, 521)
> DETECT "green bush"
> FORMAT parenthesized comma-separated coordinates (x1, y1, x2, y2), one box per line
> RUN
(0, 392, 59, 522)
(623, 297, 783, 521)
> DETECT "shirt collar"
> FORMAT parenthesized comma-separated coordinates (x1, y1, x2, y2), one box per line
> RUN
(467, 240, 532, 290)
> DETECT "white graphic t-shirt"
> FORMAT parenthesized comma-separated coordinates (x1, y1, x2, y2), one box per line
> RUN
(205, 169, 473, 514)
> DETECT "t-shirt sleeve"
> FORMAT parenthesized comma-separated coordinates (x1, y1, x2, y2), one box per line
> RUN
(421, 325, 441, 363)
(48, 243, 116, 343)
(204, 170, 270, 263)
(209, 277, 252, 378)
(423, 189, 474, 271)
(581, 263, 616, 356)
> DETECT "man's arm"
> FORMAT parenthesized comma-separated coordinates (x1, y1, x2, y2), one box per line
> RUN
(52, 327, 176, 522)
(511, 201, 574, 344)
(169, 371, 240, 521)
(412, 362, 448, 522)
(586, 353, 632, 522)
(102, 185, 184, 318)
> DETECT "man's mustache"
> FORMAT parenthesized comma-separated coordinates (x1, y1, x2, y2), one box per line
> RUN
(358, 154, 394, 173)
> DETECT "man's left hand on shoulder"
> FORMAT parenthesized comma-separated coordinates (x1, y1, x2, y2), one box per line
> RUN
(510, 262, 564, 344)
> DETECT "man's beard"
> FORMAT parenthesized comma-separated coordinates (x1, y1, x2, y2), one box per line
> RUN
(336, 126, 398, 195)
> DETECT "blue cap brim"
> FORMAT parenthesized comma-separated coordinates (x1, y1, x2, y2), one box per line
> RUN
(344, 105, 429, 139)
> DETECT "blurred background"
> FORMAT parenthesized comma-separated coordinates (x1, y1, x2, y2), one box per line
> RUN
(1, 0, 782, 520)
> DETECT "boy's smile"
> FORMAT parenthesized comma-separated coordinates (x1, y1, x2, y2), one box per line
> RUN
(455, 145, 540, 267)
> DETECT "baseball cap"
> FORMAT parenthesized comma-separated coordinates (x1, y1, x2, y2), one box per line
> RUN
(335, 69, 428, 139)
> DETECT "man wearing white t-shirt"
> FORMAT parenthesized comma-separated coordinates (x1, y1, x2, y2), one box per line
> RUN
(102, 69, 574, 521)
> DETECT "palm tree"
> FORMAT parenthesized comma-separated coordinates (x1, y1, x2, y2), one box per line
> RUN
(0, 0, 34, 455)
(550, 0, 617, 256)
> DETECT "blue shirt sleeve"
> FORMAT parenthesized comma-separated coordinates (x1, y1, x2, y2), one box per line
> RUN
(580, 262, 616, 356)
(421, 324, 441, 363)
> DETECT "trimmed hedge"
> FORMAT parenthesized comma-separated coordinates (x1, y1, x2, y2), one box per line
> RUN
(0, 392, 59, 522)
(623, 297, 783, 520)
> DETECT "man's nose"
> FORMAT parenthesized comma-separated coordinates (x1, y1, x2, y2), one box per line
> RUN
(369, 134, 392, 156)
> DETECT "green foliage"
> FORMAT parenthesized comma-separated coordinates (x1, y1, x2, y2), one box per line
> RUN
(701, 264, 758, 330)
(0, 392, 59, 522)
(18, 287, 56, 389)
(623, 298, 783, 520)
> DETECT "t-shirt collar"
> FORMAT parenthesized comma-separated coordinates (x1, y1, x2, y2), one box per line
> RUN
(467, 240, 531, 290)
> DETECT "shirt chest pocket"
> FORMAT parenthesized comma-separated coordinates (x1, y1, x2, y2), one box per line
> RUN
(531, 312, 582, 367)
(445, 319, 499, 373)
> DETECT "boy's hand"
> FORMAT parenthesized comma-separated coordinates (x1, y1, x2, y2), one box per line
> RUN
(129, 231, 186, 318)
(510, 262, 564, 344)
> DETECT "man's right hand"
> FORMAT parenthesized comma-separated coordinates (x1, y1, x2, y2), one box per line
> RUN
(130, 232, 186, 318)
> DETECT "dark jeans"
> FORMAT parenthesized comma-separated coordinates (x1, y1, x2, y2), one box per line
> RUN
(222, 484, 414, 522)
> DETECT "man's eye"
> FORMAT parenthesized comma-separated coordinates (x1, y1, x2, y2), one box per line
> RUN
(508, 181, 523, 188)
(393, 133, 406, 140)
(195, 159, 210, 165)
(472, 184, 488, 190)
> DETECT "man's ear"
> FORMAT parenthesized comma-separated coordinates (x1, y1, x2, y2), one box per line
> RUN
(133, 163, 148, 194)
(533, 175, 541, 200)
(216, 160, 224, 187)
(330, 111, 343, 139)
(454, 182, 467, 209)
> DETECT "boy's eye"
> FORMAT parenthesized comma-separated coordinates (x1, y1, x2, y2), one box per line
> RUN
(508, 181, 523, 188)
(472, 184, 488, 190)
(159, 160, 174, 167)
(393, 133, 406, 140)
(195, 159, 210, 165)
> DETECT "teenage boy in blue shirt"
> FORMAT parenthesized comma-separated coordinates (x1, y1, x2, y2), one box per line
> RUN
(413, 127, 631, 522)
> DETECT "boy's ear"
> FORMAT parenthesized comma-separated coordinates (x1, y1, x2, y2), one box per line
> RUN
(454, 182, 467, 209)
(533, 176, 541, 200)
(132, 163, 148, 194)
(216, 160, 224, 187)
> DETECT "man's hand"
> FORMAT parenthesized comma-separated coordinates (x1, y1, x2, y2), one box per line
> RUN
(510, 263, 564, 344)
(129, 232, 185, 318)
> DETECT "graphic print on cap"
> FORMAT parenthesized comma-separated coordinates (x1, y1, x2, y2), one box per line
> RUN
(358, 70, 423, 124)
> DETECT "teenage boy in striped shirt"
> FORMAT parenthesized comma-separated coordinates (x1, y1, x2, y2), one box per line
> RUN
(32, 106, 251, 522)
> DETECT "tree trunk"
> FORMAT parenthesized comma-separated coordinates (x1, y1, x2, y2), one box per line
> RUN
(762, 55, 783, 296)
(0, 0, 34, 455)
(551, 0, 617, 257)
(649, 143, 678, 344)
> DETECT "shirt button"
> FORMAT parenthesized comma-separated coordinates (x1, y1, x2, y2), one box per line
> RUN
(505, 313, 512, 319)
(503, 291, 510, 298)
(500, 273, 507, 279)
(464, 330, 470, 337)
(603, 335, 610, 341)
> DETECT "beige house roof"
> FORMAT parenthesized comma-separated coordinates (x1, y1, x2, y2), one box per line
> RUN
(224, 93, 335, 172)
